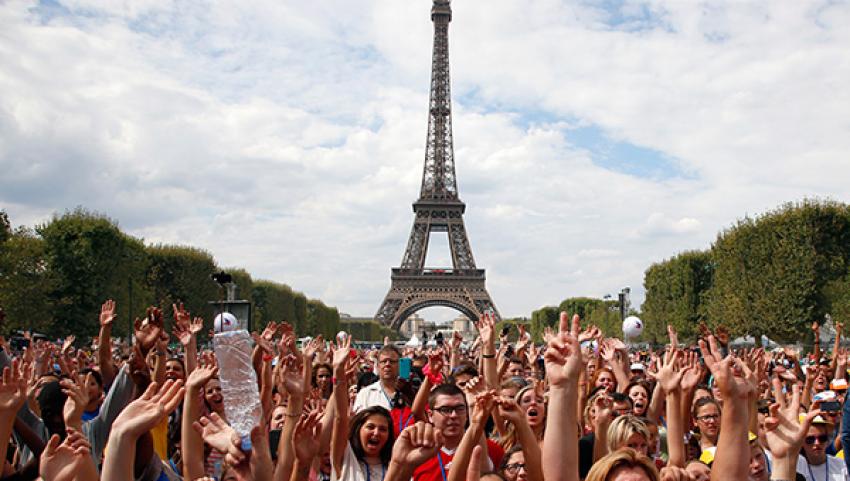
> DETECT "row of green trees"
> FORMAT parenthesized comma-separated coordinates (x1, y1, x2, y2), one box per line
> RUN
(0, 208, 341, 341)
(529, 297, 624, 341)
(641, 200, 850, 345)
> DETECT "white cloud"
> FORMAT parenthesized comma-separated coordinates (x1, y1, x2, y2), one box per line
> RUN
(2, 0, 849, 321)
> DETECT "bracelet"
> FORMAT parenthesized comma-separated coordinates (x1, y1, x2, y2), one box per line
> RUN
(284, 412, 300, 418)
(155, 350, 166, 357)
(482, 353, 495, 359)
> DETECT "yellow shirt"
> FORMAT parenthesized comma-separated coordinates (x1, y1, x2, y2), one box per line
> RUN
(151, 416, 169, 460)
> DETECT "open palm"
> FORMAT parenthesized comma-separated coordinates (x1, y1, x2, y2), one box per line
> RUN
(112, 380, 184, 438)
(544, 312, 585, 387)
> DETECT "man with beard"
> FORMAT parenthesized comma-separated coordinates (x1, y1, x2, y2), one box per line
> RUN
(412, 384, 504, 481)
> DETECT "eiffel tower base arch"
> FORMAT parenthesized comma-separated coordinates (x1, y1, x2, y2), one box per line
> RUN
(376, 269, 499, 330)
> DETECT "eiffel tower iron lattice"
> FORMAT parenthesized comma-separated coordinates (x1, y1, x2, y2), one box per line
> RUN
(375, 0, 499, 329)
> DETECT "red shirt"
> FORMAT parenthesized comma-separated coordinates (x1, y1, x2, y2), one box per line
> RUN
(413, 440, 505, 481)
(390, 406, 415, 437)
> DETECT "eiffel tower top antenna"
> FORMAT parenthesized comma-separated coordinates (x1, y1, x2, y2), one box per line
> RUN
(420, 0, 458, 202)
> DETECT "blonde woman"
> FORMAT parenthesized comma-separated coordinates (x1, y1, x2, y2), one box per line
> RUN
(585, 449, 659, 481)
(605, 415, 651, 456)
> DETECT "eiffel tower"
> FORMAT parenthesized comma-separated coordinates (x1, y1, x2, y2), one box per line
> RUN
(375, 0, 499, 329)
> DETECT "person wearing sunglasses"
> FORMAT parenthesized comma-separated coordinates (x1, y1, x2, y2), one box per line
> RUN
(796, 416, 848, 481)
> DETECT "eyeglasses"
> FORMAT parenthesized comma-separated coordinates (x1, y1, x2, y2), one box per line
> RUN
(504, 463, 527, 474)
(696, 414, 720, 422)
(433, 405, 467, 416)
(805, 434, 829, 445)
(379, 358, 399, 365)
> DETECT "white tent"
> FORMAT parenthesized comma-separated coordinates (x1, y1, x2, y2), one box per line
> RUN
(405, 334, 422, 348)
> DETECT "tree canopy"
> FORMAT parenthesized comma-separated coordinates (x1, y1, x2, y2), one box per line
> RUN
(0, 208, 341, 340)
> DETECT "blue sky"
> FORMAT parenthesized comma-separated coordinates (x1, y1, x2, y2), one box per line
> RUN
(2, 0, 849, 324)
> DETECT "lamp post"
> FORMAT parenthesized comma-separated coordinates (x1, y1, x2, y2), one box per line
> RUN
(618, 287, 631, 322)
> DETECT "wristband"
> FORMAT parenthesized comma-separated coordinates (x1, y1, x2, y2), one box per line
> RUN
(422, 364, 443, 385)
(482, 353, 495, 359)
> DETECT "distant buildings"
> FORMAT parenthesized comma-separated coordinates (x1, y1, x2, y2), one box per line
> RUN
(400, 312, 475, 341)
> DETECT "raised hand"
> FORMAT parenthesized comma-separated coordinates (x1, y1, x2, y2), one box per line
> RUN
(679, 350, 704, 392)
(303, 335, 323, 361)
(40, 429, 93, 481)
(278, 355, 305, 396)
(649, 349, 684, 394)
(763, 378, 818, 459)
(392, 422, 444, 468)
(0, 361, 26, 414)
(111, 380, 184, 438)
(578, 325, 601, 344)
(476, 312, 496, 347)
(186, 362, 218, 391)
(193, 412, 246, 465)
(252, 331, 276, 356)
(460, 376, 486, 399)
(332, 334, 352, 375)
(544, 312, 585, 387)
(666, 325, 679, 349)
(470, 390, 496, 425)
(61, 372, 92, 429)
(99, 299, 116, 328)
(261, 321, 279, 343)
(293, 409, 322, 464)
(496, 396, 526, 426)
(134, 306, 164, 353)
(61, 335, 75, 355)
(598, 339, 616, 363)
(698, 335, 754, 400)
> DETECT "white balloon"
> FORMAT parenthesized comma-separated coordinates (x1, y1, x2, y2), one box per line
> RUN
(622, 316, 644, 339)
(214, 312, 238, 333)
(336, 331, 348, 341)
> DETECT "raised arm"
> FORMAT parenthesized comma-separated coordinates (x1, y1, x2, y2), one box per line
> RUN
(97, 299, 117, 387)
(181, 360, 218, 481)
(274, 338, 308, 481)
(699, 336, 754, 481)
(542, 312, 584, 481)
(477, 313, 498, 390)
(649, 348, 686, 468)
(447, 391, 495, 481)
(385, 422, 444, 481)
(101, 380, 184, 481)
(764, 379, 819, 481)
(0, 361, 26, 463)
(172, 303, 201, 375)
(291, 410, 323, 481)
(330, 335, 352, 479)
(498, 397, 544, 481)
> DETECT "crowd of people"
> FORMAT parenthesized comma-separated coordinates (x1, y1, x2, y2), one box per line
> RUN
(0, 300, 849, 481)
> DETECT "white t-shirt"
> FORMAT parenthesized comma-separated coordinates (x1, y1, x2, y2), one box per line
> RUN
(331, 442, 386, 481)
(795, 454, 848, 481)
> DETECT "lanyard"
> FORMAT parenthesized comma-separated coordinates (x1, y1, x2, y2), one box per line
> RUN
(382, 386, 412, 435)
(363, 462, 386, 481)
(807, 459, 829, 481)
(437, 452, 448, 481)
(381, 386, 394, 409)
(398, 413, 414, 435)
